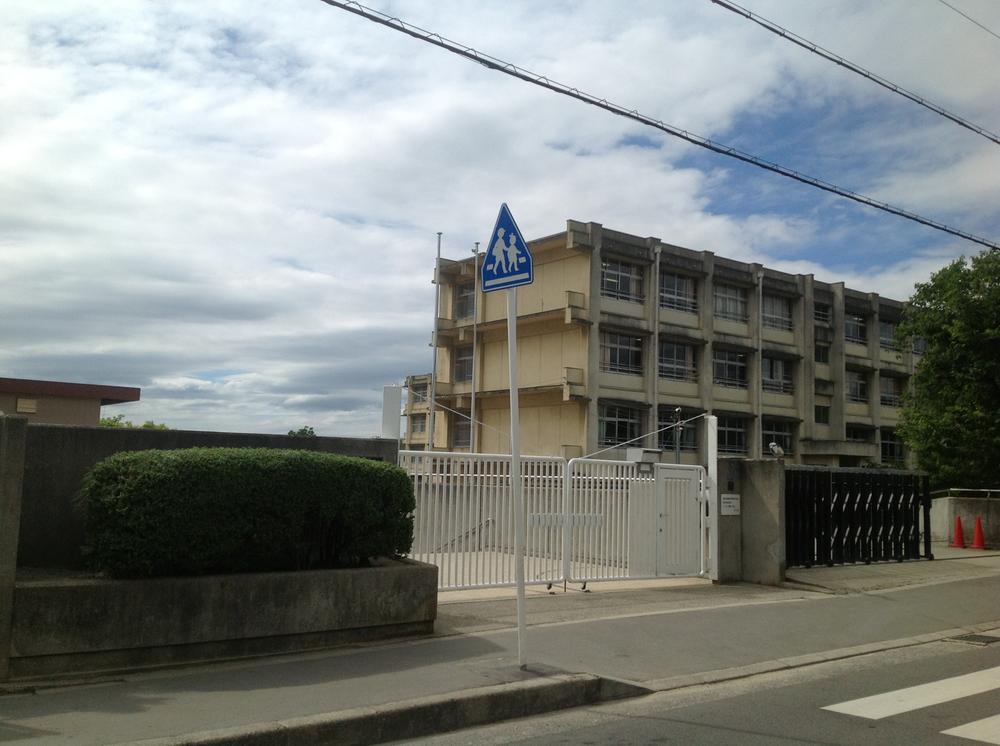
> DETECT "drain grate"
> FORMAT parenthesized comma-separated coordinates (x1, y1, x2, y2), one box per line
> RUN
(948, 634, 1000, 646)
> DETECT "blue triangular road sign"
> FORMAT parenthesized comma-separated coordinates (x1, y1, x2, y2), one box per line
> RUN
(481, 203, 534, 293)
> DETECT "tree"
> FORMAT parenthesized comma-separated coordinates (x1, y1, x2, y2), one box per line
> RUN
(897, 250, 1000, 488)
(287, 426, 317, 437)
(100, 414, 169, 430)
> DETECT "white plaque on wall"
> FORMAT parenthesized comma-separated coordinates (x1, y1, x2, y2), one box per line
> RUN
(721, 493, 741, 516)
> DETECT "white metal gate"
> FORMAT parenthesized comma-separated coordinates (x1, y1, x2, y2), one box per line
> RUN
(401, 451, 709, 590)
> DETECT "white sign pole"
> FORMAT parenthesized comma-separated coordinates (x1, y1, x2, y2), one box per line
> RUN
(506, 287, 527, 669)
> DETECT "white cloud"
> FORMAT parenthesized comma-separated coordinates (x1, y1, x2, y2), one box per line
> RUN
(0, 0, 997, 435)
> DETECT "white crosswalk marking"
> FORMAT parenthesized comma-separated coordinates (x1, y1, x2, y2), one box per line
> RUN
(823, 665, 1000, 720)
(942, 713, 1000, 744)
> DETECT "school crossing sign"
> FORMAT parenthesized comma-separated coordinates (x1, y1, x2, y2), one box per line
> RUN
(481, 203, 534, 292)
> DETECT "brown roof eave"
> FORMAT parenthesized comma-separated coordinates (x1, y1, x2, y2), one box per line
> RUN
(0, 377, 141, 406)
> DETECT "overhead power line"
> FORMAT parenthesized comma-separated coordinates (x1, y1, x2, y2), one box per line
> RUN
(320, 0, 1000, 252)
(711, 0, 1000, 147)
(937, 0, 1000, 43)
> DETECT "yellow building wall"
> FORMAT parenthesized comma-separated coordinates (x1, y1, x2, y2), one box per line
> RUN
(478, 395, 586, 457)
(480, 325, 588, 391)
(479, 252, 591, 323)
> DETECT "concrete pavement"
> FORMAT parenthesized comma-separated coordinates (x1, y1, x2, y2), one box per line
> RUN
(2, 545, 1000, 746)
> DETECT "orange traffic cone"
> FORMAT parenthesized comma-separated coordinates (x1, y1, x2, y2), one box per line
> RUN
(950, 516, 966, 548)
(971, 517, 987, 550)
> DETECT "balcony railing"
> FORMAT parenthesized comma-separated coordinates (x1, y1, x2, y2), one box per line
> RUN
(659, 365, 697, 382)
(762, 379, 794, 394)
(714, 376, 748, 389)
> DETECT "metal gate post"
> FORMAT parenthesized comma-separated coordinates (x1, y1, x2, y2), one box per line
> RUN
(705, 415, 718, 581)
(562, 458, 576, 587)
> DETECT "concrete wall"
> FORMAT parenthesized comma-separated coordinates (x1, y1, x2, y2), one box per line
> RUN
(931, 496, 1000, 548)
(17, 424, 398, 570)
(10, 558, 437, 679)
(714, 458, 786, 585)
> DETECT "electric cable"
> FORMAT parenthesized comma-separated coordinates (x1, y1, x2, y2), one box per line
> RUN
(937, 0, 1000, 43)
(711, 0, 1000, 146)
(319, 0, 1000, 252)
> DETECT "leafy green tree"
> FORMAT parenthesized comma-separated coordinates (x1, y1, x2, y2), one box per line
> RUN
(287, 426, 317, 437)
(99, 414, 169, 430)
(897, 251, 1000, 488)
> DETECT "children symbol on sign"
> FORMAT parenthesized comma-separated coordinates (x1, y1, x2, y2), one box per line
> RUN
(507, 233, 524, 272)
(489, 227, 526, 276)
(490, 227, 509, 274)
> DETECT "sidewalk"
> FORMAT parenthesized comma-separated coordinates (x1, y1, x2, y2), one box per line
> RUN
(3, 549, 1000, 746)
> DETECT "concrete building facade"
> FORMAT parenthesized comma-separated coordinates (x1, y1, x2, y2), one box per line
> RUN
(408, 220, 917, 467)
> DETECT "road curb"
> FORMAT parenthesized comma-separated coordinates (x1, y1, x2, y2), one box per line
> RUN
(642, 618, 1000, 693)
(114, 672, 651, 746)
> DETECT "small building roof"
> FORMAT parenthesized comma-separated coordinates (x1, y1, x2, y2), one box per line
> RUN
(0, 377, 141, 406)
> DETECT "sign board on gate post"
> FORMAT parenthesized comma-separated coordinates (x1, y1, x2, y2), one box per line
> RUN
(481, 203, 533, 669)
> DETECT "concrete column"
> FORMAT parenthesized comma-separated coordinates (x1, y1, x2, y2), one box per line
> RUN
(646, 239, 662, 450)
(800, 275, 816, 442)
(739, 459, 786, 585)
(585, 222, 604, 456)
(0, 415, 28, 680)
(869, 293, 882, 461)
(699, 252, 716, 415)
(749, 265, 764, 458)
(830, 282, 847, 441)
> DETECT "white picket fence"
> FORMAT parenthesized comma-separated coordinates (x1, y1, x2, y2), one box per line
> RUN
(399, 451, 704, 590)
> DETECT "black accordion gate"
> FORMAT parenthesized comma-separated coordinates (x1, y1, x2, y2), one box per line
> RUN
(785, 467, 933, 568)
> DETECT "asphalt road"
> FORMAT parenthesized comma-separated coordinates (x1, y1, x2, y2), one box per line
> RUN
(415, 634, 1000, 745)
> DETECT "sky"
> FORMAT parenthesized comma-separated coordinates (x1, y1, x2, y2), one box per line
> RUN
(2, 0, 998, 436)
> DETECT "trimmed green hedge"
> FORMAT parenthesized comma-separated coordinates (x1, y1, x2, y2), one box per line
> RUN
(81, 448, 414, 578)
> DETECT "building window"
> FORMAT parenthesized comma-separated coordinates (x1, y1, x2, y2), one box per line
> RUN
(599, 404, 642, 447)
(761, 357, 794, 394)
(16, 398, 38, 414)
(713, 349, 748, 389)
(815, 378, 834, 395)
(718, 416, 748, 454)
(845, 313, 868, 344)
(453, 346, 474, 382)
(762, 295, 793, 331)
(659, 272, 697, 313)
(814, 344, 830, 364)
(601, 260, 645, 303)
(659, 340, 697, 381)
(879, 376, 904, 407)
(814, 303, 831, 324)
(815, 405, 830, 424)
(451, 412, 471, 448)
(912, 338, 927, 355)
(846, 425, 873, 442)
(601, 332, 644, 375)
(713, 283, 748, 322)
(410, 383, 428, 402)
(762, 419, 794, 456)
(410, 413, 427, 433)
(881, 428, 905, 465)
(847, 371, 868, 403)
(658, 410, 698, 452)
(454, 284, 475, 320)
(879, 320, 898, 350)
